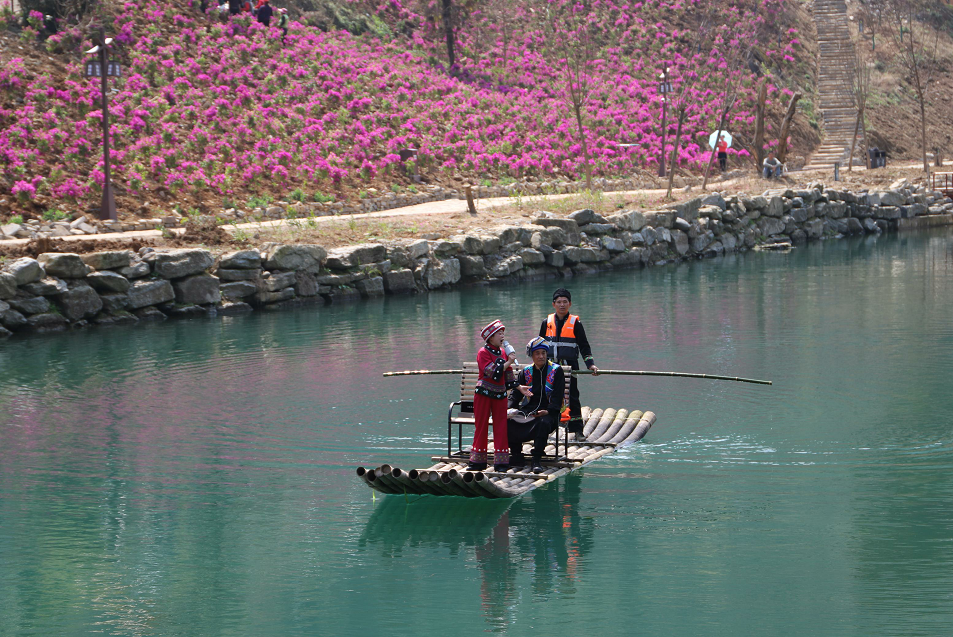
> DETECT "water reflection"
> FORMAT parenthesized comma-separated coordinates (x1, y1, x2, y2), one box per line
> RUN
(359, 476, 593, 631)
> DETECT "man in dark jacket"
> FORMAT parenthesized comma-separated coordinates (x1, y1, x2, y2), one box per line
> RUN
(256, 0, 273, 26)
(508, 337, 566, 473)
(539, 288, 598, 436)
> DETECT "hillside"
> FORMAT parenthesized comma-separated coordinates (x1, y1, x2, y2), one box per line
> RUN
(0, 0, 891, 223)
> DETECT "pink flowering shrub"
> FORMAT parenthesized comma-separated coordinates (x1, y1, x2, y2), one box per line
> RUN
(0, 0, 803, 210)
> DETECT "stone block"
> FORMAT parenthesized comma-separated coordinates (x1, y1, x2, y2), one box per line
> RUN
(23, 277, 68, 296)
(846, 217, 864, 234)
(568, 209, 596, 225)
(533, 218, 581, 245)
(383, 269, 416, 294)
(294, 271, 319, 297)
(257, 287, 295, 304)
(458, 254, 487, 278)
(152, 249, 214, 279)
(670, 230, 690, 255)
(221, 281, 258, 301)
(0, 272, 16, 299)
(519, 248, 547, 264)
(701, 193, 727, 210)
(690, 231, 714, 252)
(37, 252, 89, 279)
(583, 223, 614, 236)
(355, 276, 385, 297)
(218, 249, 261, 270)
(6, 257, 44, 285)
(87, 271, 131, 293)
(173, 274, 221, 305)
(407, 239, 430, 259)
(26, 312, 68, 333)
(99, 293, 130, 312)
(127, 279, 175, 309)
(119, 261, 151, 280)
(545, 250, 565, 268)
(424, 258, 461, 289)
(663, 197, 702, 221)
(218, 302, 254, 315)
(55, 281, 103, 321)
(605, 210, 647, 231)
(262, 271, 297, 292)
(877, 206, 901, 220)
(805, 219, 824, 240)
(757, 217, 785, 236)
(324, 243, 386, 270)
(217, 268, 261, 282)
(764, 196, 784, 218)
(134, 307, 168, 321)
(1, 305, 26, 328)
(8, 293, 50, 315)
(81, 251, 133, 271)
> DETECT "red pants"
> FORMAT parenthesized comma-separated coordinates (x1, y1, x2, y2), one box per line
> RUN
(470, 393, 509, 465)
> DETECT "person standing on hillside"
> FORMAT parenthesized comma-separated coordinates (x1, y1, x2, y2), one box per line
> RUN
(277, 7, 289, 39)
(539, 288, 599, 437)
(717, 138, 729, 172)
(256, 0, 273, 26)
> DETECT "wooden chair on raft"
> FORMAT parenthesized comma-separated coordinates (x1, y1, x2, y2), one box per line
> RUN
(446, 361, 574, 464)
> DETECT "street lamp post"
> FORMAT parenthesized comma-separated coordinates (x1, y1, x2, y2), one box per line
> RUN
(84, 29, 121, 221)
(658, 66, 671, 177)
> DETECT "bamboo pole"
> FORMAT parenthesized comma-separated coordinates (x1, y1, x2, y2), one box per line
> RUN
(383, 369, 464, 377)
(385, 368, 771, 384)
(573, 370, 771, 385)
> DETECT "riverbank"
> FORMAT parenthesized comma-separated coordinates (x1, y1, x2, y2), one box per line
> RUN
(2, 179, 952, 339)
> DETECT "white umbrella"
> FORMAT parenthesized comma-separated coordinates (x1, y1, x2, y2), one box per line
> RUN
(708, 130, 733, 149)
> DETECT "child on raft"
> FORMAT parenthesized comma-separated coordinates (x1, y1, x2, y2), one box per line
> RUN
(469, 320, 531, 472)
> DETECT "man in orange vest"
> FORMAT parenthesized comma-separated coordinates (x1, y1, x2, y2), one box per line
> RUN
(538, 288, 599, 436)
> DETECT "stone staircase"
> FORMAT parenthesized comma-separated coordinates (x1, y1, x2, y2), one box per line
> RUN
(803, 0, 863, 171)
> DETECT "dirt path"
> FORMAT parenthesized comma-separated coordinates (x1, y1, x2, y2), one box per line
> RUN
(0, 162, 938, 251)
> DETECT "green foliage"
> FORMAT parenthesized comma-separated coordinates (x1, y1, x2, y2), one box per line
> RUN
(233, 228, 251, 243)
(42, 208, 69, 222)
(358, 190, 369, 199)
(313, 191, 335, 203)
(797, 97, 818, 130)
(390, 184, 402, 193)
(247, 194, 273, 209)
(9, 215, 24, 225)
(407, 185, 418, 193)
(289, 188, 306, 202)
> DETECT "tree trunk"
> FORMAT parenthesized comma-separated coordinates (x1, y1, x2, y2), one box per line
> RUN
(860, 106, 869, 169)
(573, 100, 593, 191)
(442, 0, 455, 71)
(847, 110, 861, 172)
(917, 87, 928, 174)
(776, 92, 801, 163)
(753, 81, 767, 169)
(665, 108, 687, 199)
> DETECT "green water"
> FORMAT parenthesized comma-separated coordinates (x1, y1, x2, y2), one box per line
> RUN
(3, 231, 953, 636)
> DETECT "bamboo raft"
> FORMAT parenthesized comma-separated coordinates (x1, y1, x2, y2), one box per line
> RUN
(356, 405, 657, 499)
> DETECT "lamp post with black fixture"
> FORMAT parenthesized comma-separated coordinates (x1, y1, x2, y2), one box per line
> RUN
(84, 28, 121, 222)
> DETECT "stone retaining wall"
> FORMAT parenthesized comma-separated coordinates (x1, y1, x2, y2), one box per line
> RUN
(2, 181, 951, 338)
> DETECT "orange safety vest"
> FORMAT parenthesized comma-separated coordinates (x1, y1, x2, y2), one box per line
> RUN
(545, 313, 579, 362)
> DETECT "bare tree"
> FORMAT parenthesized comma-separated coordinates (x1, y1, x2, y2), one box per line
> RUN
(775, 91, 801, 164)
(882, 0, 940, 173)
(848, 49, 872, 171)
(536, 0, 597, 191)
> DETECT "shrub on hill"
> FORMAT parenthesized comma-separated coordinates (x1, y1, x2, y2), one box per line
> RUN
(0, 0, 806, 216)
